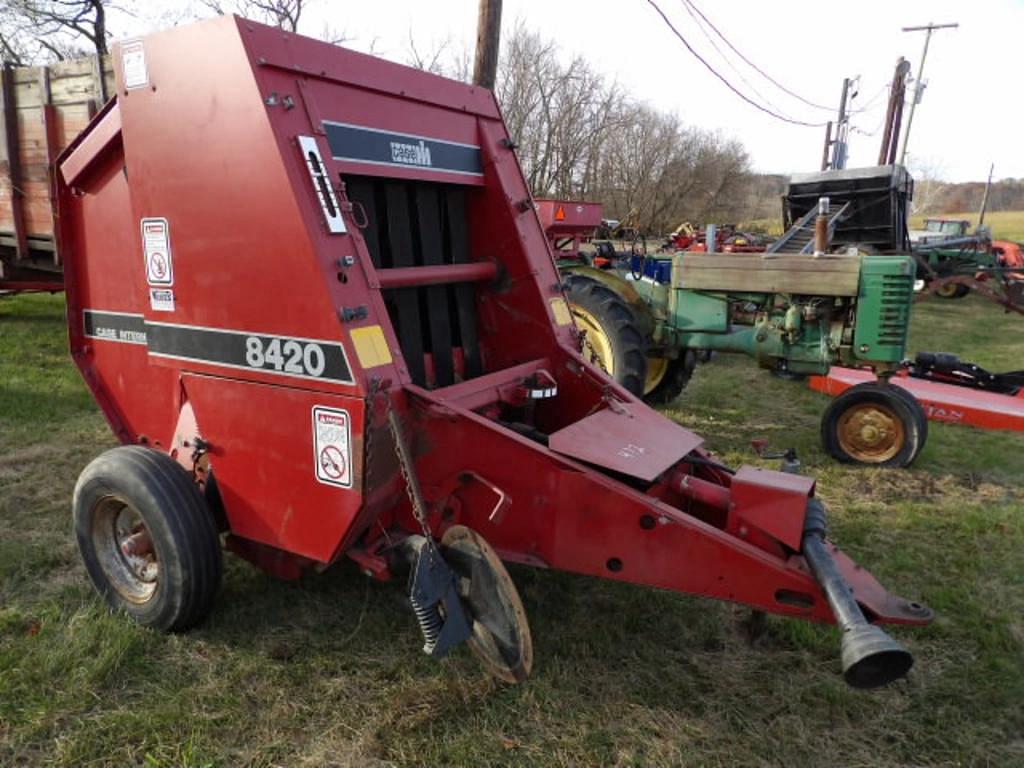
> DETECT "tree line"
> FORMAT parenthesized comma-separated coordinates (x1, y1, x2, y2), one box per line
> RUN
(0, 2, 761, 234)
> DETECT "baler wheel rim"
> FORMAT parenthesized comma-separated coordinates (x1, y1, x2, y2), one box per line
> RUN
(92, 496, 160, 604)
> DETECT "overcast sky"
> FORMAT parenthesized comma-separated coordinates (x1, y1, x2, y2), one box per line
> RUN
(114, 0, 1023, 183)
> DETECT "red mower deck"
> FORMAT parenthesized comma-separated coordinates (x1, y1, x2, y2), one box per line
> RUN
(811, 367, 1024, 431)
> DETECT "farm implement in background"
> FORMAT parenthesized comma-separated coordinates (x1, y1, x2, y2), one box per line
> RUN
(812, 352, 1024, 432)
(909, 219, 1024, 313)
(0, 57, 114, 294)
(535, 198, 604, 265)
(560, 166, 931, 468)
(58, 15, 929, 691)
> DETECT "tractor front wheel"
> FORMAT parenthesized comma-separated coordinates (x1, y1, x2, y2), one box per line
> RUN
(821, 382, 926, 468)
(73, 446, 223, 631)
(564, 275, 647, 396)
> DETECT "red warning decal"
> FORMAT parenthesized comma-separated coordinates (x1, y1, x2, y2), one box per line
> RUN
(312, 406, 352, 488)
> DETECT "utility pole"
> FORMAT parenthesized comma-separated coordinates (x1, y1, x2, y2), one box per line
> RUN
(877, 57, 911, 165)
(472, 0, 503, 90)
(897, 22, 958, 166)
(820, 77, 857, 171)
(978, 163, 995, 228)
(831, 77, 857, 170)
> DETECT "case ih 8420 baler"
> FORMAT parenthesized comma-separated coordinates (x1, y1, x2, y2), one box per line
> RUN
(58, 16, 930, 688)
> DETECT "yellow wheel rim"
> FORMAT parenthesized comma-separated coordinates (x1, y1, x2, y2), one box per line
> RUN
(570, 304, 616, 375)
(935, 282, 959, 298)
(836, 402, 905, 463)
(644, 356, 669, 395)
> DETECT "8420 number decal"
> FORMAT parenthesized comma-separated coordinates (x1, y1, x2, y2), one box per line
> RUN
(246, 336, 326, 377)
(145, 321, 353, 383)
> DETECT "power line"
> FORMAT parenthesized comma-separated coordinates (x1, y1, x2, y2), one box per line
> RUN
(677, 0, 792, 117)
(681, 0, 835, 112)
(646, 0, 828, 127)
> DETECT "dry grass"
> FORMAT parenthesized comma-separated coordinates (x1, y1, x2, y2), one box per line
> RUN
(1, 292, 1023, 767)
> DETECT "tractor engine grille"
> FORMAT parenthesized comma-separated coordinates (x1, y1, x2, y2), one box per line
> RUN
(852, 256, 916, 365)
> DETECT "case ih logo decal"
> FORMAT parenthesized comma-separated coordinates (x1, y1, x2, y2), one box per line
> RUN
(390, 139, 432, 167)
(83, 310, 353, 384)
(323, 121, 482, 177)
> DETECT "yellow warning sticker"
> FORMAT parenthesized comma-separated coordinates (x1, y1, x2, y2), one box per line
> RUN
(549, 297, 573, 326)
(350, 325, 393, 369)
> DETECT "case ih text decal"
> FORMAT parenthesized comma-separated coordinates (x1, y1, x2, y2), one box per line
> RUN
(322, 121, 483, 177)
(82, 310, 353, 384)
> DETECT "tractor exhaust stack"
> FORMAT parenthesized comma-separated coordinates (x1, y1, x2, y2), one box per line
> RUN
(802, 500, 914, 688)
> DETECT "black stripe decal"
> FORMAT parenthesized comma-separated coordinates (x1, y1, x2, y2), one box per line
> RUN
(83, 310, 148, 344)
(82, 310, 353, 384)
(323, 121, 483, 177)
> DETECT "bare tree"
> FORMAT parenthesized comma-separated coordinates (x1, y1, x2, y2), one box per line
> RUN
(201, 0, 346, 43)
(0, 0, 109, 62)
(480, 22, 752, 234)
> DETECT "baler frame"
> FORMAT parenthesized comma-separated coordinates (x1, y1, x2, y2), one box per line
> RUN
(57, 15, 930, 689)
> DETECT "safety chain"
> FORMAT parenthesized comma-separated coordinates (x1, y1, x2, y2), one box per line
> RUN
(367, 377, 433, 540)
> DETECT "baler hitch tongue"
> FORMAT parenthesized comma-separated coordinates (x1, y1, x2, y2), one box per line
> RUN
(802, 500, 914, 689)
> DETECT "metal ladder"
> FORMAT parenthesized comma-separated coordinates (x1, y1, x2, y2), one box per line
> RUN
(766, 200, 852, 255)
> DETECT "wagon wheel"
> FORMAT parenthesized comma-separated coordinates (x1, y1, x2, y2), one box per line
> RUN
(821, 382, 925, 468)
(441, 525, 533, 684)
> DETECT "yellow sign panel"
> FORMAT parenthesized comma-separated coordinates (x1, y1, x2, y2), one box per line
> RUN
(549, 297, 573, 326)
(350, 325, 393, 369)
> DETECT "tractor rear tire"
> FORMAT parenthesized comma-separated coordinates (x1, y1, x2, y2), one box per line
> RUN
(644, 351, 697, 405)
(73, 446, 223, 632)
(821, 382, 924, 468)
(935, 282, 970, 299)
(564, 275, 647, 396)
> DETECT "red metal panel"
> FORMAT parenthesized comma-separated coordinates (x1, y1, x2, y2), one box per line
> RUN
(534, 199, 603, 235)
(810, 368, 1024, 431)
(730, 467, 815, 551)
(547, 402, 703, 481)
(182, 373, 366, 563)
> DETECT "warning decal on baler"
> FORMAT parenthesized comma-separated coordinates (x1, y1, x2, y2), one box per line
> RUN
(322, 121, 483, 178)
(141, 218, 173, 286)
(312, 406, 353, 488)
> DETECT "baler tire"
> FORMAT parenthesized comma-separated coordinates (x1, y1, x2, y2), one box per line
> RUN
(73, 446, 223, 632)
(564, 275, 648, 396)
(644, 351, 697, 405)
(820, 382, 923, 468)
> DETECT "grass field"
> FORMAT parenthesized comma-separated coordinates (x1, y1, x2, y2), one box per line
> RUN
(2, 292, 1023, 767)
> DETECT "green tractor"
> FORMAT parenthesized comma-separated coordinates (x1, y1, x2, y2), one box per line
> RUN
(561, 165, 927, 468)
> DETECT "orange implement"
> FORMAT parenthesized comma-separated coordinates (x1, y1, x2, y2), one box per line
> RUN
(810, 368, 1024, 431)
